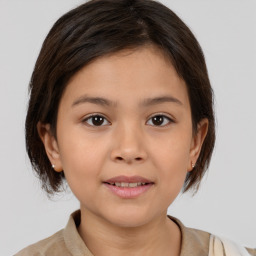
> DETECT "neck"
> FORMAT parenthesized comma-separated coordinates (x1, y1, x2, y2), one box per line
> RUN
(78, 208, 181, 256)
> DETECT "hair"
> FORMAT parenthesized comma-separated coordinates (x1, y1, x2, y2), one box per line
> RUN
(25, 0, 215, 195)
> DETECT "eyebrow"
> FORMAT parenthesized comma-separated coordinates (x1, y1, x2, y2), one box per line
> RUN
(72, 95, 182, 108)
(141, 96, 183, 106)
(72, 95, 117, 107)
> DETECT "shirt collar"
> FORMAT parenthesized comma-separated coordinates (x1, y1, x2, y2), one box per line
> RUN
(64, 210, 209, 256)
(169, 216, 209, 256)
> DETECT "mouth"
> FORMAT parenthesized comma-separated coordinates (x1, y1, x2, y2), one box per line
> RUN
(104, 182, 151, 188)
(103, 175, 154, 199)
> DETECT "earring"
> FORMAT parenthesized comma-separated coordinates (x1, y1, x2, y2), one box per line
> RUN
(192, 162, 195, 168)
(52, 164, 63, 172)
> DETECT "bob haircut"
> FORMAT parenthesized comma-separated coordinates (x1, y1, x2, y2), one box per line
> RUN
(25, 0, 215, 195)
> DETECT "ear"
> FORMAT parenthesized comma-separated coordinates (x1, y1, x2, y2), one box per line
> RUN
(188, 118, 209, 172)
(37, 122, 63, 172)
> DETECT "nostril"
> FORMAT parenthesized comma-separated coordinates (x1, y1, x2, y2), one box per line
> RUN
(115, 156, 143, 162)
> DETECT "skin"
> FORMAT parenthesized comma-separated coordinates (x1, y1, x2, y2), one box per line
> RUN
(38, 45, 208, 256)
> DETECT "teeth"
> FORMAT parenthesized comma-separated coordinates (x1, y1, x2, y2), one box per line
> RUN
(112, 182, 147, 187)
(129, 183, 138, 188)
(121, 182, 129, 187)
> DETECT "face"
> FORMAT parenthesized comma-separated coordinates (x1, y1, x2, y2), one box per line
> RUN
(40, 46, 208, 228)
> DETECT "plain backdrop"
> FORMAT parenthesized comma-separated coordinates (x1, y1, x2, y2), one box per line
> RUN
(0, 0, 255, 255)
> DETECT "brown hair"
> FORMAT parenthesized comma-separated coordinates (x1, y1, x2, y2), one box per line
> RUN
(25, 0, 215, 195)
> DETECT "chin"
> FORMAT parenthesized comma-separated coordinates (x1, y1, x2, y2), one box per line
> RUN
(103, 206, 156, 228)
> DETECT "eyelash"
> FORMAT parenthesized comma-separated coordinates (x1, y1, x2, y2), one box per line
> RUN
(82, 113, 174, 127)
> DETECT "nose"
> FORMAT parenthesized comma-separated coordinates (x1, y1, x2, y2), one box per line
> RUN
(110, 124, 147, 164)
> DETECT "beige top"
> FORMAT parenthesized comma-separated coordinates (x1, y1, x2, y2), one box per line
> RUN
(15, 210, 256, 256)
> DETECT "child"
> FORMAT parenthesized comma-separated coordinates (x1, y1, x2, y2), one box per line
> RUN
(16, 0, 255, 255)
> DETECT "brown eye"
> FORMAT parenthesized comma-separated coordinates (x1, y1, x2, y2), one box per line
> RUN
(147, 115, 173, 127)
(84, 115, 110, 126)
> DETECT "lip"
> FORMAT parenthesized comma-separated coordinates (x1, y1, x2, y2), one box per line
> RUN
(103, 175, 154, 199)
(104, 175, 153, 184)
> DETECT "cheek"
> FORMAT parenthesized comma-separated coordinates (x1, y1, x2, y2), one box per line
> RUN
(153, 147, 189, 208)
(149, 129, 192, 195)
(150, 128, 192, 172)
(57, 129, 108, 195)
(156, 145, 189, 189)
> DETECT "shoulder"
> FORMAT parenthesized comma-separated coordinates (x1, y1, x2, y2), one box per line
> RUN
(247, 248, 256, 256)
(183, 226, 256, 256)
(169, 216, 210, 256)
(209, 234, 256, 256)
(14, 210, 91, 256)
(169, 216, 256, 256)
(14, 229, 71, 256)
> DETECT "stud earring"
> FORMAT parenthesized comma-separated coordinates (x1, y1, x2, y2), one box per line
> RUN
(192, 162, 195, 168)
(52, 164, 63, 172)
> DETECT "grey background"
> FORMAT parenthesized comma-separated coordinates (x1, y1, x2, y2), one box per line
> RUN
(0, 1, 255, 255)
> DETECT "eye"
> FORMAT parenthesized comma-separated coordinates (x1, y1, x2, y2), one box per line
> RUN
(83, 114, 110, 127)
(146, 114, 173, 127)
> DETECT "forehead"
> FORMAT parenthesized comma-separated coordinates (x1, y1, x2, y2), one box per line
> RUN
(60, 45, 190, 109)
